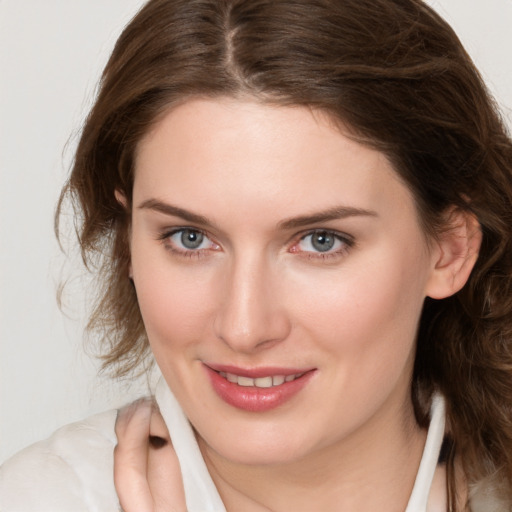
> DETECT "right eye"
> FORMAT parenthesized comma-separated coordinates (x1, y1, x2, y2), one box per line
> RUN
(160, 228, 220, 257)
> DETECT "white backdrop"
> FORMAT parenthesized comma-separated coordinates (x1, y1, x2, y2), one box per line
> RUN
(1, 0, 511, 463)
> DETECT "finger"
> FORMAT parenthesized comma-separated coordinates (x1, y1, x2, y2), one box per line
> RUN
(114, 398, 155, 512)
(147, 408, 187, 512)
(148, 404, 171, 446)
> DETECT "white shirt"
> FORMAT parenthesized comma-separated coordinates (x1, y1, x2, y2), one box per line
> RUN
(0, 378, 449, 512)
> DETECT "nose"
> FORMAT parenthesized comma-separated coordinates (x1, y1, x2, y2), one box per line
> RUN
(213, 253, 291, 353)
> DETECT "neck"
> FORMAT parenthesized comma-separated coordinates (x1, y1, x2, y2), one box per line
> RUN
(198, 391, 428, 512)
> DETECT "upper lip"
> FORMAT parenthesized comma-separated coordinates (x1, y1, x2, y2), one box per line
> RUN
(204, 363, 314, 378)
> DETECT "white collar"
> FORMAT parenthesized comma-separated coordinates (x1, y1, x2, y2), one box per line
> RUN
(406, 393, 446, 512)
(156, 378, 226, 511)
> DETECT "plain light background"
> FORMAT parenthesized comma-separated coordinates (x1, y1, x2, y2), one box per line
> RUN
(1, 0, 511, 464)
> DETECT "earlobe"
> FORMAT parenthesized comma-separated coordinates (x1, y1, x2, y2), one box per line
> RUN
(425, 209, 482, 300)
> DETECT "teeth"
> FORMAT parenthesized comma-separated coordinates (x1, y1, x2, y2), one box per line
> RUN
(254, 376, 273, 388)
(237, 376, 254, 387)
(222, 372, 301, 388)
(272, 375, 285, 386)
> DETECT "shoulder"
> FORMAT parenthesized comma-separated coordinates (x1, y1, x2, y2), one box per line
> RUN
(469, 476, 512, 512)
(0, 409, 119, 512)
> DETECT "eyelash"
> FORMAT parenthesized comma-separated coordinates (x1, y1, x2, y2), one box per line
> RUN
(157, 228, 354, 261)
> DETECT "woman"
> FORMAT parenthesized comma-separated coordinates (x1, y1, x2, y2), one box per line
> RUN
(1, 0, 512, 510)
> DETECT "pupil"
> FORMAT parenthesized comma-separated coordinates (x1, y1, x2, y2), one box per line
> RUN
(312, 231, 334, 252)
(181, 229, 203, 249)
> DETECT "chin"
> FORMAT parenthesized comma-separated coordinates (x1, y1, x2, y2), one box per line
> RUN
(197, 418, 319, 466)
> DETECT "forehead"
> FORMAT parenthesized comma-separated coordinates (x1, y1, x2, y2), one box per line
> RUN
(133, 98, 417, 228)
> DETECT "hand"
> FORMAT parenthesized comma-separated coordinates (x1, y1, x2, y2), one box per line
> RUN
(114, 398, 187, 512)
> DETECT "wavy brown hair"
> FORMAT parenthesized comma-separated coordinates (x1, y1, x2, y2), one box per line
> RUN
(58, 0, 512, 508)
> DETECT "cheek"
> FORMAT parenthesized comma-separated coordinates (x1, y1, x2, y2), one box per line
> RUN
(289, 244, 429, 361)
(130, 244, 217, 353)
(283, 250, 429, 428)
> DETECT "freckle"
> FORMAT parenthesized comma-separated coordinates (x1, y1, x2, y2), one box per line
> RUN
(149, 435, 168, 449)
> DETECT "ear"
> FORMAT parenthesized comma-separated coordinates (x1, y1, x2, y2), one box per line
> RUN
(114, 189, 134, 279)
(425, 208, 482, 300)
(115, 189, 128, 208)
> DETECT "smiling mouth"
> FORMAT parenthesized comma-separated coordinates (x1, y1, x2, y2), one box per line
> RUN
(217, 371, 306, 388)
(205, 365, 315, 411)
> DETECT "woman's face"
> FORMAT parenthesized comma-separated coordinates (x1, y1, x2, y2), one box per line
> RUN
(130, 98, 440, 465)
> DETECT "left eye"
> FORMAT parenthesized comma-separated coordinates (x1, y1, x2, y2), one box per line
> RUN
(169, 229, 214, 250)
(297, 230, 346, 253)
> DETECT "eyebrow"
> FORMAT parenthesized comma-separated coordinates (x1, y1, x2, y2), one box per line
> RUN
(138, 199, 212, 226)
(277, 205, 378, 230)
(138, 198, 378, 230)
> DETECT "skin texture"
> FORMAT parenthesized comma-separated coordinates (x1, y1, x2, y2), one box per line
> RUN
(115, 98, 481, 511)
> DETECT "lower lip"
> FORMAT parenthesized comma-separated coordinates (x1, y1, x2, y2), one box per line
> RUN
(204, 366, 315, 412)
